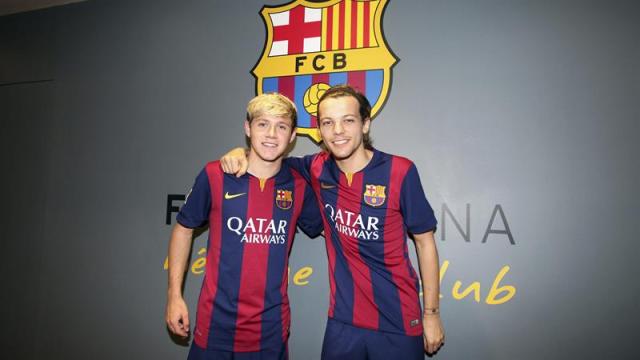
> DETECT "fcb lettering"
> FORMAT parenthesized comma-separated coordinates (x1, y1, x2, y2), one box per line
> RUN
(294, 53, 347, 73)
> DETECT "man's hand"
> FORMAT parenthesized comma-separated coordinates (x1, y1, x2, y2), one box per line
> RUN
(166, 295, 190, 337)
(220, 147, 249, 177)
(423, 314, 444, 354)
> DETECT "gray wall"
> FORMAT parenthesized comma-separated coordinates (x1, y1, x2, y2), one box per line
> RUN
(1, 0, 638, 359)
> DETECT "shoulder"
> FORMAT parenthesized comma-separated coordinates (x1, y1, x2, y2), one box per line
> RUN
(288, 168, 310, 192)
(308, 151, 329, 176)
(391, 154, 414, 169)
(200, 161, 227, 185)
(376, 149, 415, 173)
(288, 166, 304, 181)
(204, 160, 221, 170)
(203, 160, 223, 174)
(284, 165, 313, 190)
(314, 151, 333, 168)
(312, 151, 330, 163)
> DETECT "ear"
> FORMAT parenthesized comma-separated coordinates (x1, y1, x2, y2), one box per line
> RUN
(244, 120, 251, 138)
(289, 127, 297, 144)
(362, 118, 371, 134)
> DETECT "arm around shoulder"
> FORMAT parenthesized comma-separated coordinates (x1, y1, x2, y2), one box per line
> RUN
(220, 147, 249, 176)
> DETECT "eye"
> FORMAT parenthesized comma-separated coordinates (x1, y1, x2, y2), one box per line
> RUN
(344, 118, 356, 124)
(279, 124, 289, 131)
(320, 119, 333, 127)
(257, 121, 268, 127)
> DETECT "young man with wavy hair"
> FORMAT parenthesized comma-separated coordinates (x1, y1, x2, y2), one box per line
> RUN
(221, 85, 444, 359)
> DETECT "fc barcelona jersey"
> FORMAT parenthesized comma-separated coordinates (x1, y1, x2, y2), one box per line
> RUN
(286, 149, 437, 336)
(177, 161, 322, 352)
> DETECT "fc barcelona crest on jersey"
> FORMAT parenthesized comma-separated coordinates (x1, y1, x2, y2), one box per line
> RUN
(252, 0, 399, 143)
(276, 189, 293, 210)
(364, 184, 386, 207)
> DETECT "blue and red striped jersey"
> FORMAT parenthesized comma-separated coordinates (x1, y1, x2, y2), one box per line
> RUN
(176, 161, 323, 352)
(285, 149, 437, 336)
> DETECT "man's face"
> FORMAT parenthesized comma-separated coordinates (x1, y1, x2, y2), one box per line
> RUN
(318, 96, 371, 161)
(244, 114, 296, 162)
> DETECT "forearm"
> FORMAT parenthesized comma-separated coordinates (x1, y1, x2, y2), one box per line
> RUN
(414, 231, 440, 313)
(414, 231, 445, 353)
(167, 223, 194, 298)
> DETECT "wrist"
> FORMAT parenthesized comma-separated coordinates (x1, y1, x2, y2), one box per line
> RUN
(423, 307, 440, 316)
(167, 288, 183, 299)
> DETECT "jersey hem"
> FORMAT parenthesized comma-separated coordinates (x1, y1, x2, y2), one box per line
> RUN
(196, 342, 287, 353)
(327, 316, 423, 337)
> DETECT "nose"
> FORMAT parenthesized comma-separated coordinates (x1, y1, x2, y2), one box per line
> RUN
(334, 120, 344, 135)
(268, 124, 276, 137)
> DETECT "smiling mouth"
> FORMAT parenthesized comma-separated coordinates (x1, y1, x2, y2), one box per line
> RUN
(262, 142, 278, 148)
(332, 139, 349, 145)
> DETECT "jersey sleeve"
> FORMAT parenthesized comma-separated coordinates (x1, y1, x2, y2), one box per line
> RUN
(284, 154, 315, 183)
(296, 184, 324, 238)
(400, 164, 437, 234)
(176, 168, 211, 228)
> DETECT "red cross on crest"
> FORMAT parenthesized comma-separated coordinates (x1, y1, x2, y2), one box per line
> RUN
(272, 6, 321, 55)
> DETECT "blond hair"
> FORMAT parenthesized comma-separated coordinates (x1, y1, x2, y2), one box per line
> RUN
(246, 93, 297, 128)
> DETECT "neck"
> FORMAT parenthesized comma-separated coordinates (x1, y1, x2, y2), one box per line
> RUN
(246, 150, 282, 179)
(335, 147, 373, 174)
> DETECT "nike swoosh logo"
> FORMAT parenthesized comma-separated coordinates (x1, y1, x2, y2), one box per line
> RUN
(320, 183, 336, 189)
(224, 192, 246, 200)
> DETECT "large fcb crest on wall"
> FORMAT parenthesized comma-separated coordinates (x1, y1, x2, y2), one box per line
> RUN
(252, 0, 398, 143)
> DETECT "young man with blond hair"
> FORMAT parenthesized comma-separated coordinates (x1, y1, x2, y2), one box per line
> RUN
(166, 93, 322, 360)
(221, 85, 445, 359)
